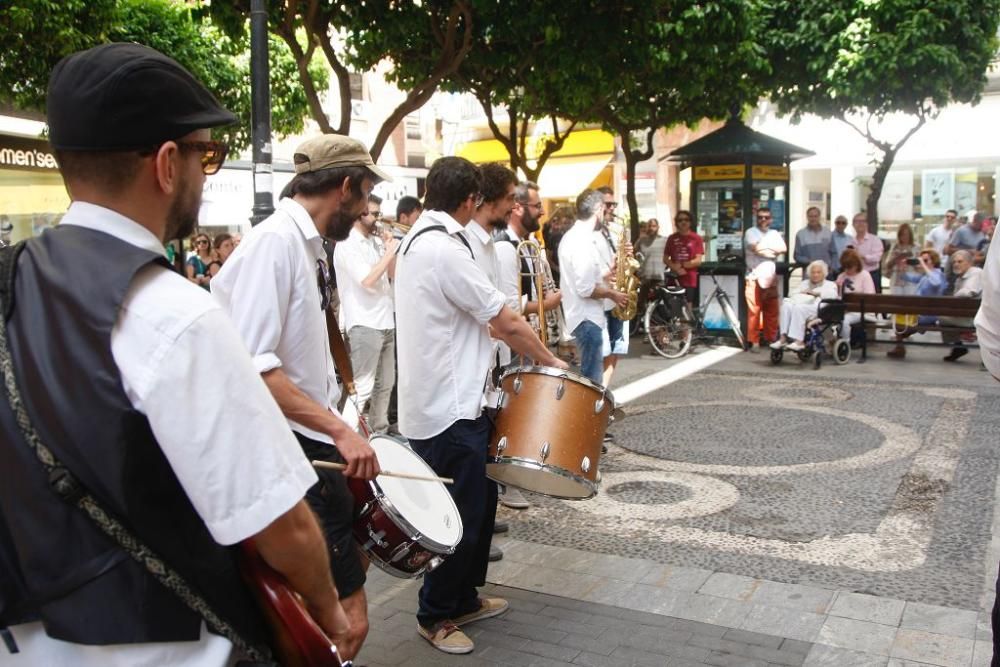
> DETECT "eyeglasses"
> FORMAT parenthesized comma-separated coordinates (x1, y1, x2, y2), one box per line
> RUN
(316, 259, 332, 311)
(176, 140, 228, 175)
(196, 239, 210, 245)
(605, 202, 618, 209)
(525, 202, 544, 211)
(757, 215, 772, 220)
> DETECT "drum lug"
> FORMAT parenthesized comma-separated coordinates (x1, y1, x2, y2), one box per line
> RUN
(594, 397, 605, 414)
(496, 436, 507, 453)
(389, 541, 413, 563)
(426, 555, 446, 573)
(365, 524, 388, 550)
(496, 390, 508, 410)
(512, 376, 523, 394)
(540, 441, 550, 462)
(581, 456, 591, 473)
(556, 380, 565, 400)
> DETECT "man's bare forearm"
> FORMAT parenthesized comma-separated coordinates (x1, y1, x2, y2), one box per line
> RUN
(254, 500, 339, 607)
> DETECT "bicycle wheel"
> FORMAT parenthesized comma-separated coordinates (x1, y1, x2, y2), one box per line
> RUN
(644, 299, 692, 359)
(717, 293, 747, 349)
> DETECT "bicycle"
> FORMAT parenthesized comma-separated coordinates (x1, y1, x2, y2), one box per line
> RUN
(644, 261, 746, 359)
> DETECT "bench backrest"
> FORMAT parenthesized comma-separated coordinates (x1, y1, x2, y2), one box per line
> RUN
(841, 293, 980, 318)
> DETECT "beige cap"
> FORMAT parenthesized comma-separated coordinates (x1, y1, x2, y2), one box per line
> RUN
(292, 134, 392, 182)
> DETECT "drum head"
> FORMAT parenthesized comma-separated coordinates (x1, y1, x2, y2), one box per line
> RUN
(370, 436, 462, 549)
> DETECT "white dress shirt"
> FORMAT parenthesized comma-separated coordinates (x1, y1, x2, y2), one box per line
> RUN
(494, 228, 523, 313)
(592, 228, 616, 310)
(395, 210, 506, 439)
(559, 219, 607, 333)
(333, 226, 395, 331)
(7, 202, 316, 667)
(745, 227, 785, 288)
(212, 197, 342, 444)
(975, 232, 1000, 380)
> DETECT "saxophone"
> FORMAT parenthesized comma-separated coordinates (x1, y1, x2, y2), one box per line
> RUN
(610, 224, 641, 320)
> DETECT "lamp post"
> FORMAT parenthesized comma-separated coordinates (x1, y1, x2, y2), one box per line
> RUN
(249, 0, 274, 225)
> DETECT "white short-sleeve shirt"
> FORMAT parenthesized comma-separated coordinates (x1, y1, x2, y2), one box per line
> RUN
(975, 231, 1000, 380)
(394, 210, 506, 439)
(212, 197, 342, 444)
(333, 227, 395, 331)
(559, 220, 607, 333)
(7, 202, 316, 667)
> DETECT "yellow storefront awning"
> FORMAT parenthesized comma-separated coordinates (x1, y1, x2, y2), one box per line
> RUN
(456, 128, 615, 164)
(534, 155, 612, 199)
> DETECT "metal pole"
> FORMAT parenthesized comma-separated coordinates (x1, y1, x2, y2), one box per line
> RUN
(249, 0, 273, 225)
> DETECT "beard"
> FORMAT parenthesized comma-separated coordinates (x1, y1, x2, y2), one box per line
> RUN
(164, 171, 201, 242)
(521, 208, 540, 234)
(326, 193, 365, 242)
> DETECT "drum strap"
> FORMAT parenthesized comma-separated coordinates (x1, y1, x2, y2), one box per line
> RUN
(325, 307, 355, 399)
(402, 224, 474, 259)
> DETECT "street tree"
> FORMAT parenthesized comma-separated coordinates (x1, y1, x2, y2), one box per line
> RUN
(763, 0, 1000, 230)
(206, 0, 473, 160)
(0, 0, 327, 152)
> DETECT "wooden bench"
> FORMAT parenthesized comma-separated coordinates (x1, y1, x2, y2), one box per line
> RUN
(841, 293, 981, 360)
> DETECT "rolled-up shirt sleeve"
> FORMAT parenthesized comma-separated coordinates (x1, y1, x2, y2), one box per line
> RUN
(213, 233, 292, 374)
(116, 301, 316, 545)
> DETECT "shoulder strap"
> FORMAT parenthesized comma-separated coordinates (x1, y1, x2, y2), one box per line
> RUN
(0, 248, 271, 663)
(325, 307, 355, 397)
(403, 224, 474, 259)
(0, 241, 26, 321)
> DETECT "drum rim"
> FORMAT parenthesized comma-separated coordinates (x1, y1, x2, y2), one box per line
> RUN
(367, 436, 463, 551)
(498, 365, 616, 406)
(486, 456, 597, 500)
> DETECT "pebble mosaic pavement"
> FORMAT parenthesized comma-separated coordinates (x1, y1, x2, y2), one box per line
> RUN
(502, 370, 1000, 610)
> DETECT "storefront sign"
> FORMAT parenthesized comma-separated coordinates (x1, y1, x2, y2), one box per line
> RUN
(751, 165, 789, 180)
(693, 164, 745, 180)
(0, 134, 59, 173)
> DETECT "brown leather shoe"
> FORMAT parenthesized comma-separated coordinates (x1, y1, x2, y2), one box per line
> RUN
(886, 345, 906, 359)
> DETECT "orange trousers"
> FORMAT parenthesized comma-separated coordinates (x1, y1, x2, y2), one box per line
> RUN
(745, 279, 779, 345)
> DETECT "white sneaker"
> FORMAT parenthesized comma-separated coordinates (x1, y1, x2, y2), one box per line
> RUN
(786, 340, 805, 351)
(500, 487, 530, 509)
(769, 340, 786, 350)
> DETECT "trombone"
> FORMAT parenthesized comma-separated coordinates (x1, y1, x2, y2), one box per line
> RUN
(516, 238, 551, 347)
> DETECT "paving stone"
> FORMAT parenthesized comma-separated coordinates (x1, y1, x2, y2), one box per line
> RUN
(750, 580, 836, 615)
(972, 639, 994, 667)
(899, 601, 979, 639)
(702, 652, 770, 667)
(740, 602, 826, 643)
(802, 644, 889, 666)
(780, 638, 814, 656)
(639, 563, 714, 592)
(828, 592, 906, 627)
(889, 628, 975, 667)
(722, 627, 784, 649)
(670, 592, 753, 629)
(698, 572, 762, 601)
(817, 616, 898, 656)
(559, 631, 618, 656)
(521, 638, 582, 662)
(571, 652, 633, 667)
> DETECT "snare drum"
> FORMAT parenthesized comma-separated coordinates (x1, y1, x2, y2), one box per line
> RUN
(347, 436, 463, 578)
(487, 366, 613, 499)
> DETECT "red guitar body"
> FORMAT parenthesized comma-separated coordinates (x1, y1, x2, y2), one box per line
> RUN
(238, 540, 349, 667)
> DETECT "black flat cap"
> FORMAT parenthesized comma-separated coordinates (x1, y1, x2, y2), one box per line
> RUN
(47, 42, 237, 151)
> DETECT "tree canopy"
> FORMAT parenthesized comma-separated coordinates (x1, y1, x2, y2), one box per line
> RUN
(763, 0, 1000, 228)
(0, 0, 326, 151)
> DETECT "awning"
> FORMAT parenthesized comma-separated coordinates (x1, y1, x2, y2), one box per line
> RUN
(456, 128, 615, 164)
(534, 155, 612, 199)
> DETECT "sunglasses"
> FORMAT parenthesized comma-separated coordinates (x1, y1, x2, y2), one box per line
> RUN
(196, 239, 210, 245)
(177, 140, 228, 175)
(757, 215, 772, 220)
(605, 202, 618, 209)
(316, 259, 332, 311)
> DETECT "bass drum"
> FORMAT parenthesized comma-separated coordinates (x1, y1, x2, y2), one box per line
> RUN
(487, 366, 613, 500)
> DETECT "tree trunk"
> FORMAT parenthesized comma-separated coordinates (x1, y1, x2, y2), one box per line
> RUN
(865, 148, 895, 234)
(619, 128, 654, 243)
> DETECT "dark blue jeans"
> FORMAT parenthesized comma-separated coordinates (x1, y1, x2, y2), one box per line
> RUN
(409, 414, 497, 628)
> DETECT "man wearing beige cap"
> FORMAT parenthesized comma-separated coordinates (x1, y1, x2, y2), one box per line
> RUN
(213, 133, 389, 661)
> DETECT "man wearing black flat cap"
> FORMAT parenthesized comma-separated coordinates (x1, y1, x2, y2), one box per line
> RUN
(0, 43, 348, 666)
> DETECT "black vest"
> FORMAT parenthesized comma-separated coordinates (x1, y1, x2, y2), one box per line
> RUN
(0, 225, 268, 647)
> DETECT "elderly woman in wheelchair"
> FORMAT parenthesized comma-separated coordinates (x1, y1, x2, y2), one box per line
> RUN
(770, 260, 851, 367)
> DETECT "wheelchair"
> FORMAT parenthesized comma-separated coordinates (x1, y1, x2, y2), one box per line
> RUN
(770, 298, 851, 369)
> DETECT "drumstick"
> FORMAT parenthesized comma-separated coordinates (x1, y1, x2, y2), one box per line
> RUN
(312, 460, 454, 485)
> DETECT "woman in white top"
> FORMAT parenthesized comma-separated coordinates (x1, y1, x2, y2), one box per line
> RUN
(771, 260, 839, 350)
